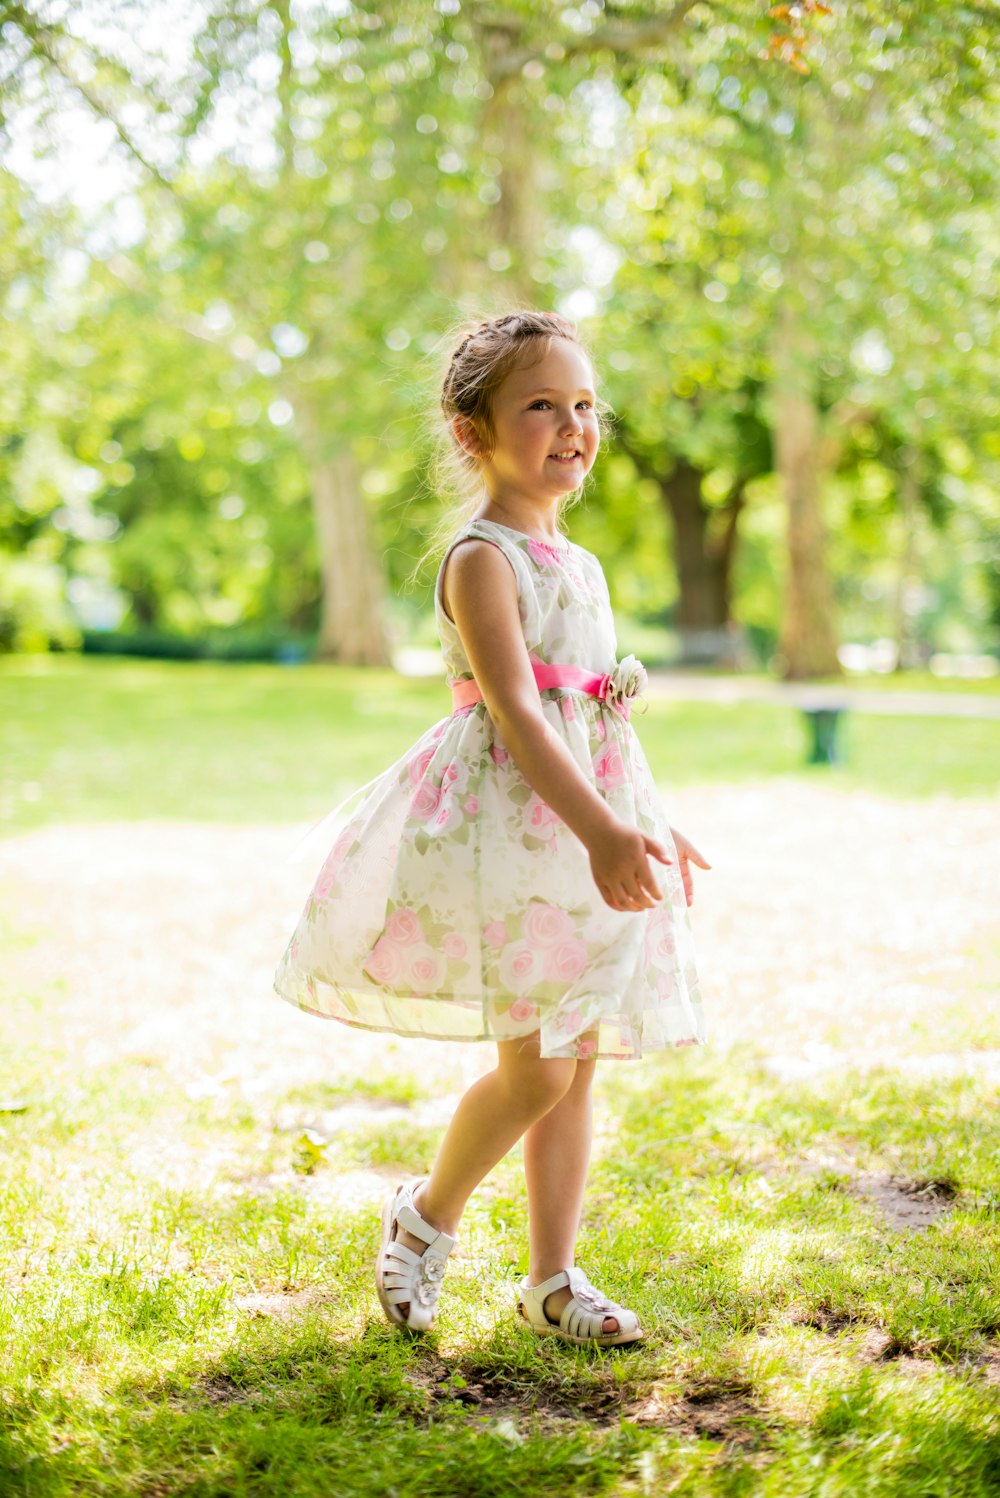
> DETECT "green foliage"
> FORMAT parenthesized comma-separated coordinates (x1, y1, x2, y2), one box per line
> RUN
(0, 552, 81, 654)
(0, 2, 997, 662)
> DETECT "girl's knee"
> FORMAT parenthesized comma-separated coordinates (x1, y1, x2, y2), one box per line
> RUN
(497, 1037, 576, 1111)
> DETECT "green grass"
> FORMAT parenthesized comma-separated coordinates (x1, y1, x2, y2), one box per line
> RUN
(1, 656, 997, 837)
(3, 654, 999, 1493)
(3, 1028, 1000, 1496)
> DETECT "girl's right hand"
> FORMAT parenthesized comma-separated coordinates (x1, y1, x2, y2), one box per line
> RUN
(588, 824, 673, 912)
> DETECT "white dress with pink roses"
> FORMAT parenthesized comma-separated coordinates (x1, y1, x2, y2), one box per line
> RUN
(273, 517, 704, 1060)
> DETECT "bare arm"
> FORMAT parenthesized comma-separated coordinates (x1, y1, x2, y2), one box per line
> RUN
(444, 539, 676, 910)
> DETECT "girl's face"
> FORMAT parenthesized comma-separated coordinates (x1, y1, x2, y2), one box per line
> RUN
(463, 338, 600, 505)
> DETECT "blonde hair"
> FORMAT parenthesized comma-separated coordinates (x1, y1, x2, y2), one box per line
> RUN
(405, 308, 613, 589)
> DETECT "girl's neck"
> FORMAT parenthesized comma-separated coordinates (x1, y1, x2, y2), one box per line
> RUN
(473, 501, 563, 546)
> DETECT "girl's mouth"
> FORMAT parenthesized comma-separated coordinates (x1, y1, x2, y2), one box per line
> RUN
(548, 450, 582, 464)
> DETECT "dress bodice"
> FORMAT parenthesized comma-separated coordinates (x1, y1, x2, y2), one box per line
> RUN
(433, 518, 618, 688)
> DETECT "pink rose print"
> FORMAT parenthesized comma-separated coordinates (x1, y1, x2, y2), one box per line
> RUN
(655, 925, 677, 961)
(483, 919, 508, 948)
(560, 696, 576, 722)
(509, 997, 539, 1022)
(498, 941, 544, 995)
(290, 936, 301, 961)
(385, 907, 423, 945)
(428, 720, 448, 742)
(527, 539, 563, 568)
(441, 758, 469, 792)
(364, 935, 407, 987)
(556, 1008, 583, 1033)
(410, 779, 442, 822)
(432, 795, 463, 835)
(314, 825, 356, 899)
(594, 741, 627, 791)
(442, 931, 468, 960)
(523, 902, 573, 948)
(407, 746, 436, 787)
(525, 795, 561, 839)
(490, 744, 510, 766)
(577, 1037, 597, 1059)
(407, 942, 447, 993)
(543, 938, 588, 984)
(463, 795, 480, 815)
(654, 968, 676, 1000)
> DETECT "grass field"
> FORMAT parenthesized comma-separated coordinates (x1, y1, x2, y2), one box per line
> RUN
(1, 655, 998, 837)
(1, 656, 999, 1496)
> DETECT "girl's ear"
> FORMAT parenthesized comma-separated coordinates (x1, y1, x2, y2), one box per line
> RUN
(452, 414, 483, 458)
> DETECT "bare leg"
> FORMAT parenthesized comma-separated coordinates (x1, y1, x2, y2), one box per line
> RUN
(523, 1033, 618, 1334)
(391, 1031, 576, 1320)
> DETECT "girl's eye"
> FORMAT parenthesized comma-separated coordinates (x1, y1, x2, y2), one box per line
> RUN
(528, 400, 592, 410)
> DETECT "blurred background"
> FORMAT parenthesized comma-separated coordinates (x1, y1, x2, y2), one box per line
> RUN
(0, 0, 997, 685)
(2, 13, 1000, 1487)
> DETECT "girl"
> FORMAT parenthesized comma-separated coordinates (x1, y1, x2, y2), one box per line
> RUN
(274, 309, 709, 1348)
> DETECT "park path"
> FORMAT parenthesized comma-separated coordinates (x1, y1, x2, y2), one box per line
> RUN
(1, 781, 997, 1111)
(394, 650, 1000, 719)
(642, 670, 1000, 720)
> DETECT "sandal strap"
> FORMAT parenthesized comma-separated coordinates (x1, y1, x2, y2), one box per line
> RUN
(521, 1268, 570, 1300)
(517, 1266, 640, 1340)
(378, 1180, 457, 1329)
(562, 1268, 639, 1337)
(395, 1202, 456, 1257)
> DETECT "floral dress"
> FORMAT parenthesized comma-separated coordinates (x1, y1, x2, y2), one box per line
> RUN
(273, 517, 704, 1060)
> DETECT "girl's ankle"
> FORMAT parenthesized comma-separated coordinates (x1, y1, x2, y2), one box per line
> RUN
(411, 1182, 459, 1238)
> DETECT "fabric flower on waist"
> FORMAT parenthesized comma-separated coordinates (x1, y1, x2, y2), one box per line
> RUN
(597, 653, 648, 720)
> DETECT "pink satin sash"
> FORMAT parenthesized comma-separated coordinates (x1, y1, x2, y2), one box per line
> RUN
(451, 660, 632, 720)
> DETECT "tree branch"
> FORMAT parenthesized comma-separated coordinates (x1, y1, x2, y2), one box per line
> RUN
(480, 0, 706, 82)
(3, 2, 180, 195)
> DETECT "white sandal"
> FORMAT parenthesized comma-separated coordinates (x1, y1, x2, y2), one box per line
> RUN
(516, 1267, 644, 1347)
(375, 1178, 457, 1333)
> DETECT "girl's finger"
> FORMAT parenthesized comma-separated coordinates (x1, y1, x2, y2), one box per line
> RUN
(684, 840, 712, 870)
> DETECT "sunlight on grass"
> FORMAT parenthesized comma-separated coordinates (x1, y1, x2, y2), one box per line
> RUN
(1, 657, 997, 835)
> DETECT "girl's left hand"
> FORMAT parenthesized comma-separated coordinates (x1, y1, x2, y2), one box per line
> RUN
(668, 826, 712, 906)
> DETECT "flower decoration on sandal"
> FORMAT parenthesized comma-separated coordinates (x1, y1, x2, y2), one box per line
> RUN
(597, 653, 648, 721)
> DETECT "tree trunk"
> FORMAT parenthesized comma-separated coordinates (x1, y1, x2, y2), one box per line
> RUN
(772, 298, 841, 679)
(480, 75, 546, 303)
(893, 449, 922, 671)
(310, 450, 390, 665)
(618, 433, 747, 667)
(660, 459, 746, 666)
(296, 403, 391, 665)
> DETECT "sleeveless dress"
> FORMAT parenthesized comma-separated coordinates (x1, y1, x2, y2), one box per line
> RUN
(273, 517, 705, 1061)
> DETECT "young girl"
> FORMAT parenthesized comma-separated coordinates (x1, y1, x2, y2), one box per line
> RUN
(274, 309, 709, 1348)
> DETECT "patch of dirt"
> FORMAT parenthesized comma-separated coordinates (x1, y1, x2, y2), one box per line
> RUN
(850, 1174, 958, 1232)
(408, 1357, 775, 1448)
(629, 1378, 775, 1449)
(794, 1307, 869, 1335)
(756, 1155, 960, 1236)
(407, 1359, 628, 1428)
(792, 1315, 1000, 1385)
(196, 1373, 256, 1406)
(231, 1289, 325, 1320)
